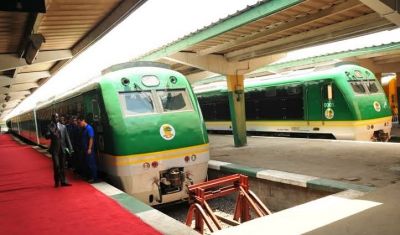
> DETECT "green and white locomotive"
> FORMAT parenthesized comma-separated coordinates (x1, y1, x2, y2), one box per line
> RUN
(8, 62, 209, 205)
(195, 64, 392, 141)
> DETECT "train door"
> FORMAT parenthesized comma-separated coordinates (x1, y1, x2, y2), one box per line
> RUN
(305, 81, 324, 127)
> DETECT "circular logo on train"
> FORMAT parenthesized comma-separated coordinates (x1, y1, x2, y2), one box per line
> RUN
(325, 108, 334, 119)
(373, 101, 381, 112)
(160, 124, 176, 140)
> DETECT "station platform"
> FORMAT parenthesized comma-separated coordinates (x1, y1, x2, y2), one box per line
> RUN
(209, 135, 400, 188)
(208, 134, 400, 234)
(0, 134, 162, 235)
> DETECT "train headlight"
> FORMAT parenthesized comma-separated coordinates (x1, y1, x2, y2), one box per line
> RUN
(184, 156, 190, 162)
(366, 125, 370, 130)
(141, 75, 160, 87)
(121, 77, 130, 86)
(191, 154, 197, 161)
(170, 76, 177, 84)
(143, 162, 150, 169)
(371, 125, 374, 129)
(151, 161, 159, 168)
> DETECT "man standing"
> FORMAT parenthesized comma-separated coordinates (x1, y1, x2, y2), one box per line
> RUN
(77, 115, 98, 183)
(66, 115, 81, 174)
(46, 113, 73, 187)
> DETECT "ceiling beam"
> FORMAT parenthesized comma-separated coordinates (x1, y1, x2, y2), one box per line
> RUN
(48, 0, 147, 79)
(0, 76, 12, 87)
(14, 71, 50, 84)
(164, 51, 285, 75)
(186, 71, 218, 84)
(360, 0, 400, 26)
(0, 87, 9, 94)
(375, 57, 400, 64)
(225, 13, 392, 61)
(0, 50, 72, 72)
(7, 91, 31, 97)
(197, 0, 362, 56)
(9, 83, 39, 92)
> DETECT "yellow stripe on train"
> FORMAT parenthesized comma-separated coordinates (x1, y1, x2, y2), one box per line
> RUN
(104, 143, 209, 166)
(206, 116, 392, 128)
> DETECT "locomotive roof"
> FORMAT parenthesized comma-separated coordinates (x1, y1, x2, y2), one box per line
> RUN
(36, 64, 186, 110)
(194, 64, 372, 95)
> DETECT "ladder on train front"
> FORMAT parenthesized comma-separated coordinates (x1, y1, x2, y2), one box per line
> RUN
(186, 174, 272, 234)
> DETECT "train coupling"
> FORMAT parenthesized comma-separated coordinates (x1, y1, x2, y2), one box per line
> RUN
(372, 130, 390, 142)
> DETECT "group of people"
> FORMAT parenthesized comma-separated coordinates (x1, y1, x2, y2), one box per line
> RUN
(46, 113, 98, 188)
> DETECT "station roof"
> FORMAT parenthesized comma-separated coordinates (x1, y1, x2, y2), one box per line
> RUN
(0, 0, 145, 119)
(254, 40, 400, 75)
(135, 0, 400, 83)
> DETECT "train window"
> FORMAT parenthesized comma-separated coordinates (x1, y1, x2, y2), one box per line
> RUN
(287, 86, 302, 96)
(92, 99, 100, 121)
(366, 81, 380, 93)
(119, 91, 155, 116)
(157, 89, 192, 112)
(264, 87, 276, 97)
(350, 82, 366, 94)
(327, 84, 333, 100)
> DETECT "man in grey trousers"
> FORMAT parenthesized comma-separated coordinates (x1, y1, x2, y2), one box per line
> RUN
(46, 113, 74, 187)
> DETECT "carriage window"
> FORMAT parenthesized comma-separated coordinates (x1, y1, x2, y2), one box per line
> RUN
(157, 89, 192, 112)
(350, 82, 366, 94)
(119, 91, 155, 116)
(264, 87, 276, 97)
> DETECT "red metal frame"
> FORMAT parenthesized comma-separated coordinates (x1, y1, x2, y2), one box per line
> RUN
(186, 174, 272, 234)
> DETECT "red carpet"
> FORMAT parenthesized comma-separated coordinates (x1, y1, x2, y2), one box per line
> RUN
(0, 134, 161, 235)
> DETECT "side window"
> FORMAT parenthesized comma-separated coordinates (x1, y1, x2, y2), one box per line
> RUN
(92, 99, 100, 121)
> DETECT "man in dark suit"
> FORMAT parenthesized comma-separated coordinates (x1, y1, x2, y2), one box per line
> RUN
(46, 113, 74, 187)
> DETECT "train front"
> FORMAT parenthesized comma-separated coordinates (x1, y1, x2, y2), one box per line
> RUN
(98, 62, 209, 205)
(340, 65, 392, 141)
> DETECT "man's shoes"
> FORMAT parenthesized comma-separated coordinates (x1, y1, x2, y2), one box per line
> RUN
(61, 183, 72, 187)
(54, 182, 60, 188)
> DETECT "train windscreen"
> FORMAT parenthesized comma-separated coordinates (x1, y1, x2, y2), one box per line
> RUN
(119, 91, 155, 116)
(349, 80, 382, 94)
(157, 89, 193, 112)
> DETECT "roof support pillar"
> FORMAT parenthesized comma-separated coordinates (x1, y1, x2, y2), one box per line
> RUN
(226, 74, 247, 147)
(375, 73, 382, 84)
(397, 73, 400, 88)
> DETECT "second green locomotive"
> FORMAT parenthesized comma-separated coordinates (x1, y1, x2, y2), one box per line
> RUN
(195, 64, 392, 141)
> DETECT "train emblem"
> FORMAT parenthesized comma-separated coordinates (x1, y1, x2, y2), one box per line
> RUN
(373, 101, 381, 112)
(160, 124, 176, 140)
(324, 108, 334, 119)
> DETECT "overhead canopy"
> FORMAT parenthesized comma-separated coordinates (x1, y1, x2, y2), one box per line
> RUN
(0, 0, 146, 119)
(136, 0, 400, 83)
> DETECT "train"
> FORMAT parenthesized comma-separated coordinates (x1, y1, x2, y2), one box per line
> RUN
(7, 61, 210, 205)
(194, 64, 392, 141)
